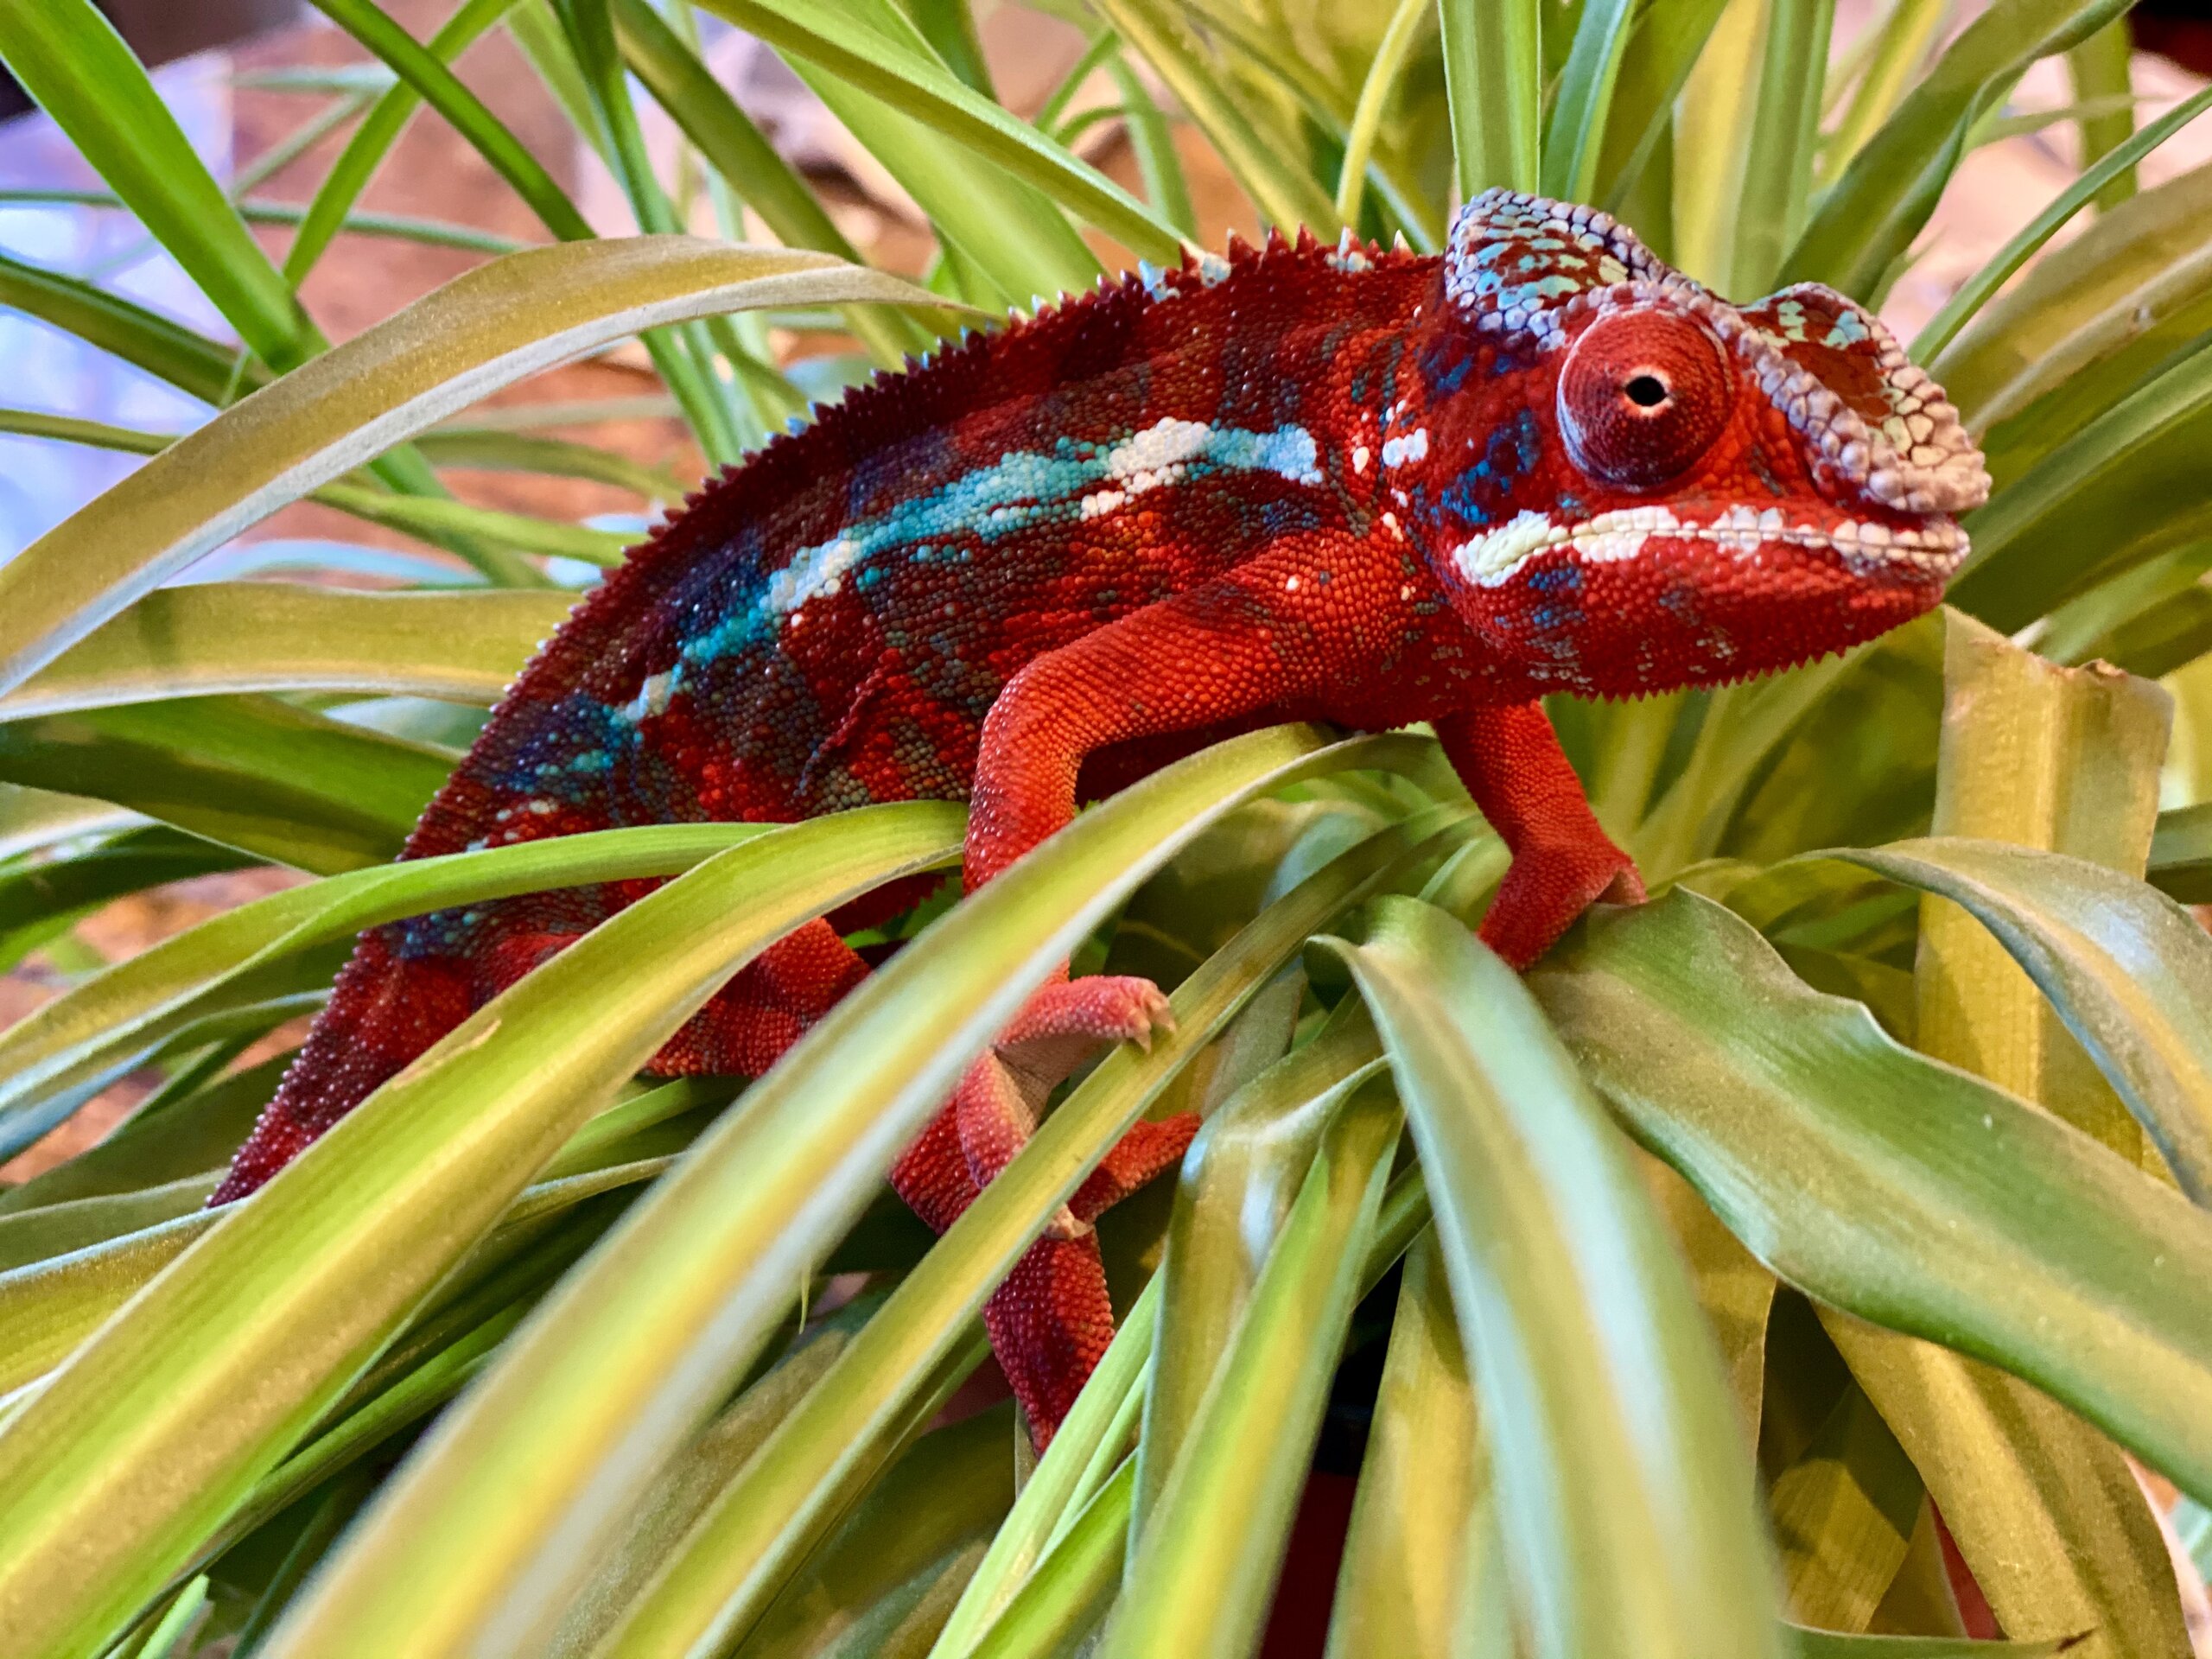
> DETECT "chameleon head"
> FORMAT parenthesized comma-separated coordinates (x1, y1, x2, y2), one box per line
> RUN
(1395, 190, 1990, 697)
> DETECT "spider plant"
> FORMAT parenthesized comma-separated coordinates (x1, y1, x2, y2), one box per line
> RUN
(0, 0, 2210, 1654)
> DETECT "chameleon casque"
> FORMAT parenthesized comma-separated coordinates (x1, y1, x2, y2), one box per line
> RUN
(213, 190, 1990, 1444)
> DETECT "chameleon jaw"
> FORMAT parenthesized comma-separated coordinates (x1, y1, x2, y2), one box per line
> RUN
(1448, 503, 1970, 589)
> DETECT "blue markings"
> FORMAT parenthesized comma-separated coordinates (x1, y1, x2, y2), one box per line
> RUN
(485, 693, 644, 807)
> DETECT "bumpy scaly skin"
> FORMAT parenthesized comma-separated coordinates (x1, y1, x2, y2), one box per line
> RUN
(214, 192, 1988, 1445)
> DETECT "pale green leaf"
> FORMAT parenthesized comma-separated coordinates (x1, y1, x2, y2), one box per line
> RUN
(0, 587, 575, 722)
(0, 238, 948, 700)
(1333, 896, 1784, 1659)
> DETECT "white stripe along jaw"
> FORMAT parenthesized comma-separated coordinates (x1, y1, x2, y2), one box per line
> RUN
(1450, 504, 1970, 589)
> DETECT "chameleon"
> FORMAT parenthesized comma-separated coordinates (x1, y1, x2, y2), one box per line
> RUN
(213, 190, 1990, 1445)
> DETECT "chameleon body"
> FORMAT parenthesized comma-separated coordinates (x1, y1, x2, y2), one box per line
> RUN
(214, 192, 1989, 1444)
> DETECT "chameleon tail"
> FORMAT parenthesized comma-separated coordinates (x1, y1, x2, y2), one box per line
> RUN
(209, 916, 868, 1205)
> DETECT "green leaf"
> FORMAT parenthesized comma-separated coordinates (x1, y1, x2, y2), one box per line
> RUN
(0, 587, 575, 722)
(2065, 17, 2137, 211)
(1669, 0, 1768, 289)
(1911, 81, 2212, 365)
(0, 409, 642, 568)
(1633, 644, 1876, 878)
(1946, 336, 2212, 631)
(1102, 1080, 1402, 1659)
(1929, 157, 2212, 435)
(0, 250, 249, 406)
(607, 0, 928, 365)
(0, 1174, 219, 1275)
(0, 1054, 286, 1220)
(1335, 0, 1431, 226)
(696, 0, 1182, 264)
(1792, 1632, 2075, 1656)
(1769, 1382, 1923, 1630)
(1819, 0, 1953, 188)
(1589, 0, 1734, 213)
(249, 729, 1425, 1658)
(1090, 0, 1339, 236)
(0, 696, 454, 874)
(1323, 1228, 1490, 1659)
(549, 0, 750, 463)
(1821, 1312, 2187, 1659)
(2151, 803, 2212, 904)
(928, 1281, 1155, 1658)
(408, 429, 683, 498)
(1731, 0, 1835, 296)
(540, 1298, 875, 1656)
(1109, 55, 1197, 239)
(1530, 887, 2212, 1508)
(1781, 0, 2132, 299)
(0, 783, 145, 863)
(304, 482, 638, 565)
(595, 807, 1453, 1656)
(729, 1399, 1015, 1659)
(0, 1213, 213, 1403)
(1332, 896, 1785, 1659)
(0, 804, 964, 1659)
(1808, 839, 2212, 1205)
(1440, 0, 1542, 194)
(286, 0, 528, 286)
(0, 823, 785, 1160)
(1542, 0, 1637, 202)
(1132, 1005, 1382, 1535)
(0, 0, 316, 370)
(0, 827, 252, 974)
(0, 238, 947, 701)
(963, 1456, 1133, 1659)
(307, 0, 592, 242)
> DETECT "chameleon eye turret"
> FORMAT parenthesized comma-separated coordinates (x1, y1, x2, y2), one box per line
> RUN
(1556, 307, 1735, 490)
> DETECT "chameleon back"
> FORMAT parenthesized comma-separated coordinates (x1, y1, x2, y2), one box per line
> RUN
(213, 234, 1433, 1198)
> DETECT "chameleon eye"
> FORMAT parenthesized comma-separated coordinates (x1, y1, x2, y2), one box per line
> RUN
(1558, 308, 1733, 491)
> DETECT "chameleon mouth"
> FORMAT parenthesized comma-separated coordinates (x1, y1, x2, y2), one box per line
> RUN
(1450, 504, 1968, 588)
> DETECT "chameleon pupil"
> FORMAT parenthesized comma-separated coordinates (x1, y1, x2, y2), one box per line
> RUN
(1625, 372, 1669, 408)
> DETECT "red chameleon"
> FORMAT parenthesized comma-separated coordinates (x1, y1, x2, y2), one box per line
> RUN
(213, 190, 1990, 1445)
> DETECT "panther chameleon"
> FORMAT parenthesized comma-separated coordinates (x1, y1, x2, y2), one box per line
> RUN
(213, 189, 1991, 1446)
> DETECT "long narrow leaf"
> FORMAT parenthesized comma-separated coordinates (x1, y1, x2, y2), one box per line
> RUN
(0, 587, 575, 722)
(0, 805, 964, 1659)
(1440, 0, 1542, 194)
(696, 0, 1181, 263)
(1101, 1081, 1402, 1659)
(1781, 0, 2132, 297)
(0, 251, 248, 406)
(1912, 81, 2212, 364)
(1533, 887, 2212, 1506)
(0, 0, 315, 369)
(0, 238, 946, 700)
(286, 0, 529, 285)
(1335, 896, 1783, 1659)
(252, 729, 1423, 1658)
(1813, 838, 2212, 1205)
(0, 823, 785, 1159)
(599, 806, 1459, 1656)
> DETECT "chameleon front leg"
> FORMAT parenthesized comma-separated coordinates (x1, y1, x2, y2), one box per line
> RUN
(891, 544, 1338, 1444)
(1435, 701, 1643, 969)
